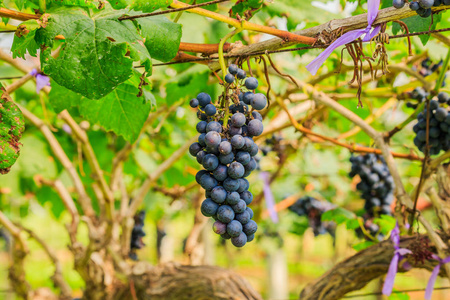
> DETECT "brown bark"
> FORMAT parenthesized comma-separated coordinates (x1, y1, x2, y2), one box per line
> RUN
(300, 234, 450, 300)
(113, 262, 263, 300)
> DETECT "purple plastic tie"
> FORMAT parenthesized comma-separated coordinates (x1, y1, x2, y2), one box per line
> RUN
(306, 0, 381, 75)
(382, 222, 412, 296)
(29, 68, 51, 94)
(425, 254, 450, 300)
(260, 171, 278, 223)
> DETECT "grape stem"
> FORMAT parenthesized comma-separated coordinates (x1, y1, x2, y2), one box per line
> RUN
(219, 29, 242, 78)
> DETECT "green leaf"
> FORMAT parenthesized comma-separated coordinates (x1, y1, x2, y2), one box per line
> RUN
(48, 0, 101, 9)
(373, 214, 396, 235)
(388, 291, 410, 300)
(393, 14, 441, 45)
(11, 20, 40, 59)
(36, 7, 152, 100)
(352, 240, 376, 251)
(110, 0, 173, 13)
(49, 72, 153, 142)
(136, 16, 182, 62)
(15, 0, 26, 10)
(321, 207, 355, 224)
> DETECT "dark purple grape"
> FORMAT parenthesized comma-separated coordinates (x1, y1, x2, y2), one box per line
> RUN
(219, 141, 232, 155)
(226, 192, 240, 205)
(246, 207, 254, 219)
(201, 198, 219, 217)
(243, 92, 254, 105)
(206, 121, 222, 133)
(228, 64, 238, 75)
(251, 93, 267, 110)
(244, 158, 257, 172)
(245, 77, 259, 90)
(198, 133, 206, 146)
(199, 174, 218, 191)
(430, 100, 439, 110)
(196, 170, 208, 184)
(223, 177, 240, 192)
(236, 151, 251, 165)
(211, 186, 227, 204)
(213, 164, 228, 181)
(219, 152, 235, 165)
(247, 119, 264, 136)
(204, 104, 217, 116)
(231, 113, 246, 127)
(240, 191, 253, 205)
(232, 200, 247, 214)
(236, 69, 246, 79)
(419, 0, 434, 8)
(190, 98, 199, 108)
(246, 234, 255, 242)
(205, 131, 221, 148)
(393, 0, 406, 8)
(226, 220, 243, 237)
(203, 154, 219, 171)
(196, 150, 206, 164)
(249, 143, 259, 156)
(228, 126, 243, 136)
(435, 107, 448, 122)
(231, 135, 245, 149)
(228, 162, 245, 179)
(235, 211, 250, 225)
(438, 92, 448, 103)
(417, 7, 432, 17)
(252, 111, 263, 121)
(243, 220, 257, 235)
(225, 73, 235, 84)
(410, 1, 420, 10)
(213, 221, 227, 234)
(189, 142, 202, 156)
(231, 232, 247, 247)
(237, 178, 249, 193)
(196, 121, 207, 133)
(217, 205, 235, 223)
(197, 92, 211, 107)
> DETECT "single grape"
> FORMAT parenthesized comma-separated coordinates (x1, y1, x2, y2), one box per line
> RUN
(203, 154, 219, 171)
(199, 174, 218, 191)
(198, 133, 206, 146)
(245, 77, 258, 90)
(213, 221, 227, 235)
(232, 200, 247, 214)
(228, 126, 243, 136)
(206, 121, 222, 133)
(189, 142, 202, 157)
(231, 113, 246, 127)
(205, 131, 221, 148)
(243, 220, 258, 235)
(228, 162, 245, 179)
(226, 220, 243, 237)
(246, 207, 254, 219)
(252, 111, 263, 121)
(417, 7, 432, 17)
(236, 69, 246, 79)
(419, 0, 434, 8)
(244, 158, 257, 172)
(211, 186, 227, 204)
(429, 100, 439, 110)
(393, 0, 406, 9)
(237, 178, 249, 193)
(438, 92, 449, 103)
(249, 143, 259, 157)
(196, 150, 206, 164)
(236, 151, 251, 165)
(410, 1, 420, 10)
(251, 93, 267, 110)
(219, 152, 235, 165)
(196, 170, 209, 184)
(435, 107, 448, 122)
(243, 92, 254, 105)
(231, 135, 245, 149)
(197, 92, 212, 107)
(213, 164, 228, 181)
(231, 232, 247, 247)
(226, 192, 241, 205)
(228, 64, 238, 75)
(196, 121, 207, 133)
(240, 191, 254, 206)
(217, 205, 235, 223)
(204, 104, 217, 116)
(218, 141, 233, 155)
(235, 211, 250, 225)
(201, 198, 219, 217)
(190, 98, 199, 108)
(223, 177, 240, 192)
(247, 119, 264, 136)
(246, 234, 255, 242)
(225, 73, 235, 84)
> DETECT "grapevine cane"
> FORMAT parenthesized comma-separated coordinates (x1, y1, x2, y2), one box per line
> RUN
(306, 0, 381, 75)
(382, 222, 412, 296)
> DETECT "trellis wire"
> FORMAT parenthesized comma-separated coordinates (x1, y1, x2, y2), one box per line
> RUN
(1, 27, 450, 81)
(117, 0, 230, 20)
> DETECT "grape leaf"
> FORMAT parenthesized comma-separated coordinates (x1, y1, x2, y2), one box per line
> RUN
(136, 16, 181, 62)
(49, 73, 154, 142)
(109, 0, 172, 13)
(14, 0, 26, 10)
(48, 0, 100, 9)
(36, 7, 152, 100)
(11, 20, 40, 59)
(393, 13, 441, 45)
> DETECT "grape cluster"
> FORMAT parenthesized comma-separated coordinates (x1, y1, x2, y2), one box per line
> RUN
(289, 196, 335, 237)
(413, 98, 450, 155)
(349, 154, 394, 217)
(189, 64, 267, 247)
(129, 211, 146, 261)
(393, 0, 447, 18)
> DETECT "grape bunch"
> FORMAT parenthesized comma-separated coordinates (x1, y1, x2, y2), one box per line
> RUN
(393, 0, 447, 18)
(349, 154, 394, 217)
(189, 64, 267, 247)
(289, 196, 336, 237)
(129, 211, 146, 260)
(413, 98, 450, 155)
